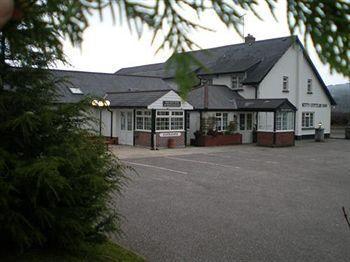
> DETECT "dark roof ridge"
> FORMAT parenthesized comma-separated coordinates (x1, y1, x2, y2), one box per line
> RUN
(49, 68, 114, 75)
(186, 35, 296, 55)
(114, 73, 164, 79)
(115, 62, 165, 73)
(106, 89, 172, 94)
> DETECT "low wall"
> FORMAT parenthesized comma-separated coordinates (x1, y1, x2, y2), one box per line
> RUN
(257, 131, 294, 147)
(134, 131, 151, 147)
(195, 133, 242, 147)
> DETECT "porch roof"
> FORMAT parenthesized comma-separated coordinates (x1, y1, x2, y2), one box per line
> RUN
(236, 98, 297, 112)
(187, 84, 244, 110)
(106, 90, 170, 108)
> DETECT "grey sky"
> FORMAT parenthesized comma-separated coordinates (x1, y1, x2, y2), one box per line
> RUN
(57, 1, 348, 85)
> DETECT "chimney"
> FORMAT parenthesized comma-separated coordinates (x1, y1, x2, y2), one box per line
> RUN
(245, 34, 255, 45)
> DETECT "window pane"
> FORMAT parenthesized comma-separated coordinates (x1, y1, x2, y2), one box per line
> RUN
(121, 112, 126, 130)
(157, 111, 169, 116)
(127, 112, 132, 130)
(136, 117, 143, 130)
(172, 111, 183, 116)
(247, 113, 252, 130)
(156, 117, 169, 130)
(276, 112, 282, 130)
(239, 114, 245, 130)
(223, 113, 228, 130)
(171, 117, 183, 130)
(144, 117, 151, 130)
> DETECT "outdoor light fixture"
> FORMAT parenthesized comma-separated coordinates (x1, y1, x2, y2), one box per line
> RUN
(91, 99, 111, 136)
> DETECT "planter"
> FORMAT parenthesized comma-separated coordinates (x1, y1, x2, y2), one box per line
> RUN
(168, 138, 176, 148)
(105, 137, 118, 145)
(195, 133, 242, 147)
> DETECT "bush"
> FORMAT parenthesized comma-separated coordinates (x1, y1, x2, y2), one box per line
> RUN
(0, 69, 127, 251)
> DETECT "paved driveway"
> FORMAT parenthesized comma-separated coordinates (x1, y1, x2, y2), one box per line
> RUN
(112, 140, 350, 262)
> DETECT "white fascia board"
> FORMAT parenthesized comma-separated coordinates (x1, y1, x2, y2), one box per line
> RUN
(148, 90, 193, 110)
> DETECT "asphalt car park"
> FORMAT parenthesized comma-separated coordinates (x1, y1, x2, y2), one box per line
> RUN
(112, 140, 350, 262)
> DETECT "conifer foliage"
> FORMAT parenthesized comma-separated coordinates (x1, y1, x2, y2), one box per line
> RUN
(0, 1, 126, 250)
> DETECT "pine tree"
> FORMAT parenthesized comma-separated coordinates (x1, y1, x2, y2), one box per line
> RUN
(0, 2, 127, 251)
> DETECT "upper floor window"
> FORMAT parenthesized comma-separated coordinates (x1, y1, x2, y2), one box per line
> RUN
(200, 78, 212, 85)
(231, 75, 243, 89)
(302, 112, 314, 128)
(307, 79, 313, 94)
(282, 76, 289, 92)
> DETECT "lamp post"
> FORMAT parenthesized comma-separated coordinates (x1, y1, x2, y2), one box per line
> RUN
(91, 99, 110, 136)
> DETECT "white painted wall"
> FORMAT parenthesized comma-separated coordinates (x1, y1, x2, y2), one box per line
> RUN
(211, 74, 256, 99)
(148, 90, 193, 110)
(258, 45, 331, 136)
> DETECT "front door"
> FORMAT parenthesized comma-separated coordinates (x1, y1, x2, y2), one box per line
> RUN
(119, 110, 133, 145)
(239, 113, 253, 143)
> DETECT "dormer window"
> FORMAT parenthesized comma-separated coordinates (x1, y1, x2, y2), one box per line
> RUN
(282, 76, 289, 92)
(231, 75, 243, 90)
(68, 87, 83, 94)
(200, 78, 212, 85)
(307, 79, 313, 94)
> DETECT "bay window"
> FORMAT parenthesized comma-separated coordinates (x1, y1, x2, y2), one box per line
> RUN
(135, 110, 151, 131)
(276, 111, 294, 131)
(156, 110, 184, 131)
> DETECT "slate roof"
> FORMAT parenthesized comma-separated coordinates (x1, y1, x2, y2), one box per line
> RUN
(51, 69, 173, 103)
(187, 85, 244, 110)
(115, 36, 295, 84)
(236, 98, 297, 111)
(106, 90, 170, 108)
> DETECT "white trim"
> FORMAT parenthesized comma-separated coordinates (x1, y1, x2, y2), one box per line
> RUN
(148, 90, 193, 110)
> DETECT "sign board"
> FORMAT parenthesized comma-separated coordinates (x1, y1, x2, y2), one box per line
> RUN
(159, 132, 181, 137)
(163, 101, 181, 108)
(302, 103, 327, 108)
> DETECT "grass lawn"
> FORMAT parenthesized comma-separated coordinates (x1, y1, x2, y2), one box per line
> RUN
(2, 240, 145, 262)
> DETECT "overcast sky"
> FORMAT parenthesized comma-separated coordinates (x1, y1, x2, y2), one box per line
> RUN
(57, 1, 348, 85)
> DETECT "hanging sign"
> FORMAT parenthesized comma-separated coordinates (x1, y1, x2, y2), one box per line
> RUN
(163, 101, 181, 107)
(159, 132, 181, 137)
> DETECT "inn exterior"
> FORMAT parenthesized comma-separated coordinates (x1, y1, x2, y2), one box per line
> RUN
(55, 35, 335, 149)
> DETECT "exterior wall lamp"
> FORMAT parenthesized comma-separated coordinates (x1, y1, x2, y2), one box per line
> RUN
(91, 99, 110, 136)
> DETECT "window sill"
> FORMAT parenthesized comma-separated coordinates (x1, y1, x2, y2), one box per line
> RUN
(302, 127, 315, 130)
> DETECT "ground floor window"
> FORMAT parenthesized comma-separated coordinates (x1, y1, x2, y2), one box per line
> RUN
(136, 110, 151, 131)
(276, 111, 294, 131)
(258, 112, 274, 131)
(302, 112, 314, 128)
(156, 110, 184, 131)
(215, 112, 228, 131)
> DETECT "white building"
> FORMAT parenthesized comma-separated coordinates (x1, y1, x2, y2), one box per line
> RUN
(55, 35, 335, 148)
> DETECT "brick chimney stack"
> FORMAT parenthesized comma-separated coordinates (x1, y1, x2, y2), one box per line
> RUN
(245, 34, 255, 45)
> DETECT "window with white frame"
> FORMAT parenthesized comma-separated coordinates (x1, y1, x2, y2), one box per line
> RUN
(215, 112, 228, 131)
(231, 75, 243, 89)
(282, 76, 289, 92)
(307, 79, 313, 93)
(156, 110, 184, 131)
(275, 111, 294, 131)
(136, 110, 151, 131)
(258, 112, 274, 131)
(302, 112, 314, 128)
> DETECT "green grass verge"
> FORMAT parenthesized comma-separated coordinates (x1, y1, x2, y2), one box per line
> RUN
(2, 241, 145, 262)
